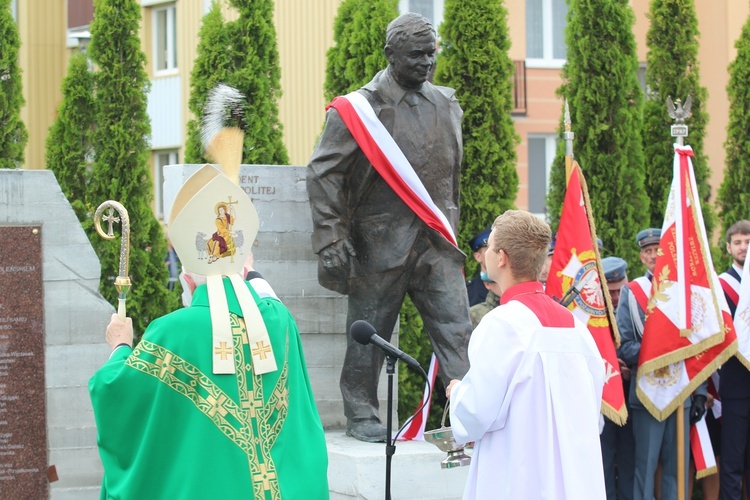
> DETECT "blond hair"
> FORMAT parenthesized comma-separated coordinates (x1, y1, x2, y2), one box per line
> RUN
(491, 210, 551, 281)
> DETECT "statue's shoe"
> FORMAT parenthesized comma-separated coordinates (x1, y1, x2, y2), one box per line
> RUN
(346, 418, 387, 443)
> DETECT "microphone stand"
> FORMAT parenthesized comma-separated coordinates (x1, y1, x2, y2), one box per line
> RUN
(385, 354, 396, 500)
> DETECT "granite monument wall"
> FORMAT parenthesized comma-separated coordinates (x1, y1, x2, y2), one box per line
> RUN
(0, 169, 113, 499)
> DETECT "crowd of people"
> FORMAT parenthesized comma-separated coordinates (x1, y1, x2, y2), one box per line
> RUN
(461, 220, 750, 500)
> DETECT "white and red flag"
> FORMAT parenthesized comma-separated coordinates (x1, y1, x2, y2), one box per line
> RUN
(636, 145, 737, 420)
(546, 161, 627, 425)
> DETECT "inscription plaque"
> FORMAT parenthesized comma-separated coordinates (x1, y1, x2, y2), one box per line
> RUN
(0, 225, 47, 498)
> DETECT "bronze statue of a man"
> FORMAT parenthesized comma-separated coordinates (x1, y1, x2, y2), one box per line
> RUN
(307, 12, 472, 442)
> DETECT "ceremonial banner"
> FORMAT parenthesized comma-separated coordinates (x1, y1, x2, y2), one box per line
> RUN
(546, 162, 627, 425)
(636, 145, 737, 420)
(729, 253, 750, 367)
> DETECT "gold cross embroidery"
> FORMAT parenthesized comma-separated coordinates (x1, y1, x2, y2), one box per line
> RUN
(242, 391, 261, 418)
(214, 342, 233, 360)
(252, 462, 277, 491)
(252, 341, 272, 360)
(206, 394, 228, 417)
(273, 387, 289, 412)
(156, 352, 176, 378)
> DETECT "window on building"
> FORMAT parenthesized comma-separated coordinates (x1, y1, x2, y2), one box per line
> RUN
(153, 3, 177, 73)
(528, 135, 558, 215)
(526, 0, 567, 68)
(153, 150, 178, 219)
(399, 0, 444, 30)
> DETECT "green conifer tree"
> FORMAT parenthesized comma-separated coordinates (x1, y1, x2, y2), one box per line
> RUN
(185, 1, 232, 163)
(547, 0, 649, 271)
(434, 0, 519, 274)
(718, 11, 750, 267)
(223, 0, 288, 164)
(45, 52, 95, 221)
(0, 0, 27, 168)
(88, 0, 177, 337)
(641, 0, 713, 237)
(323, 0, 398, 102)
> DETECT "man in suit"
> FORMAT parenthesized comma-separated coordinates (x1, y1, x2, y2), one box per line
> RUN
(718, 219, 750, 499)
(307, 12, 471, 442)
(617, 228, 707, 500)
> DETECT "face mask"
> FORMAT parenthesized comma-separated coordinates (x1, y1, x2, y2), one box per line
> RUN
(480, 270, 495, 283)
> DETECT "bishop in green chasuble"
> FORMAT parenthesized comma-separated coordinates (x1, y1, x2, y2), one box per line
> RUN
(89, 278, 329, 499)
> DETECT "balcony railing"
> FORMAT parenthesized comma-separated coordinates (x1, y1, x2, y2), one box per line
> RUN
(512, 60, 527, 116)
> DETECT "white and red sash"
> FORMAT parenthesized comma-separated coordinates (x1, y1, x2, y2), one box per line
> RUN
(328, 92, 458, 247)
(719, 271, 740, 310)
(628, 276, 652, 313)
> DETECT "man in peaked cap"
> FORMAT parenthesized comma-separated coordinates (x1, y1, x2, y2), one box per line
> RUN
(89, 165, 329, 499)
(465, 227, 492, 306)
(600, 256, 635, 500)
(617, 228, 707, 500)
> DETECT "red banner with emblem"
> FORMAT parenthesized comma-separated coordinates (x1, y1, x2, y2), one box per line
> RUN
(546, 162, 627, 425)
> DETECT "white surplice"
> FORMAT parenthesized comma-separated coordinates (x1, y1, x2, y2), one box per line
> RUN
(450, 282, 606, 500)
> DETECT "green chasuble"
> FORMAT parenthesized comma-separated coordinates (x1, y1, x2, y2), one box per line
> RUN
(89, 278, 329, 499)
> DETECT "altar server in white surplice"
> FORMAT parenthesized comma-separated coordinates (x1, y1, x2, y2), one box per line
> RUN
(447, 210, 606, 500)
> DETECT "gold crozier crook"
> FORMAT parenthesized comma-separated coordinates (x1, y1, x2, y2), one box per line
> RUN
(94, 201, 132, 320)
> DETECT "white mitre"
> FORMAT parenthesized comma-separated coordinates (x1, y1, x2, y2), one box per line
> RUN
(169, 84, 276, 375)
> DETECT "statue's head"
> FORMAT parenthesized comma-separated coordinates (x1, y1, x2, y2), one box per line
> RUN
(384, 13, 436, 90)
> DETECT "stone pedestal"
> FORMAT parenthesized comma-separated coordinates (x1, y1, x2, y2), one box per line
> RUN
(164, 164, 398, 429)
(326, 431, 470, 499)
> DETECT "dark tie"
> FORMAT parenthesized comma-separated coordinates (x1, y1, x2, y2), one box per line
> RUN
(404, 91, 420, 107)
(403, 92, 428, 152)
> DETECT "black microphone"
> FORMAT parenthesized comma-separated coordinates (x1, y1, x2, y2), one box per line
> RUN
(350, 320, 422, 370)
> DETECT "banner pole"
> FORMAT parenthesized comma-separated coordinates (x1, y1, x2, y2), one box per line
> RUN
(563, 99, 574, 185)
(677, 404, 686, 499)
(668, 94, 691, 500)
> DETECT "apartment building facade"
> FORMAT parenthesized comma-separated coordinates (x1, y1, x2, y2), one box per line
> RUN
(13, 0, 749, 219)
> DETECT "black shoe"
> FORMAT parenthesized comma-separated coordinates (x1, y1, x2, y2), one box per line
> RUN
(346, 418, 387, 443)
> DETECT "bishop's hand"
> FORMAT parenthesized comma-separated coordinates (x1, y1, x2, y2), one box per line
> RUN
(106, 313, 133, 350)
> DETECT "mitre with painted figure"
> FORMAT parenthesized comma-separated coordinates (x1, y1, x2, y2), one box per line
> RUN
(167, 84, 275, 376)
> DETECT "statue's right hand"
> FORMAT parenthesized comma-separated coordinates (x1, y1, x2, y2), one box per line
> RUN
(320, 238, 356, 269)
